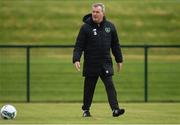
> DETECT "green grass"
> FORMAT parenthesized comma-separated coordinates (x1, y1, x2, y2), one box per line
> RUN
(0, 103, 180, 124)
(0, 48, 180, 102)
(0, 0, 180, 45)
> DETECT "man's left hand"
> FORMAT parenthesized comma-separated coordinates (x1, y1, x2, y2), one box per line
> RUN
(117, 63, 122, 72)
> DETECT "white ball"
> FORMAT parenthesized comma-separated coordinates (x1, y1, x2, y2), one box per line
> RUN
(0, 104, 17, 119)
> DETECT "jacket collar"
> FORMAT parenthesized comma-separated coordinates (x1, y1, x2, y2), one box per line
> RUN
(83, 13, 106, 28)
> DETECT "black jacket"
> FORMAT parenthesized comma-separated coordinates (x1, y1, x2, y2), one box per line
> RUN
(73, 14, 123, 77)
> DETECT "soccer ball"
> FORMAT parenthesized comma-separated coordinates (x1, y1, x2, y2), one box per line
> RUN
(0, 104, 17, 119)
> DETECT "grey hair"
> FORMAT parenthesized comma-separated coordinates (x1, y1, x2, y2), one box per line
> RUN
(92, 3, 105, 13)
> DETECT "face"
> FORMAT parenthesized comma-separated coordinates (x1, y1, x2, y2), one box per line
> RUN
(92, 6, 104, 24)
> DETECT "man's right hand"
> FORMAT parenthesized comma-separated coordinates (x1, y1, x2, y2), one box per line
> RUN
(74, 61, 81, 71)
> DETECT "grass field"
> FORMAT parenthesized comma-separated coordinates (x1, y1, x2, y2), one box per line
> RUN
(0, 103, 180, 124)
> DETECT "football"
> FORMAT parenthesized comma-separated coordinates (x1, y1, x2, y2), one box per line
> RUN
(0, 104, 17, 119)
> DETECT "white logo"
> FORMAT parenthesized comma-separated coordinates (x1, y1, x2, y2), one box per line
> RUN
(106, 70, 109, 74)
(93, 29, 97, 35)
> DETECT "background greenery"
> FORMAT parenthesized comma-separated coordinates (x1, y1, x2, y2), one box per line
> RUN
(0, 0, 180, 102)
(0, 48, 180, 102)
(0, 0, 180, 45)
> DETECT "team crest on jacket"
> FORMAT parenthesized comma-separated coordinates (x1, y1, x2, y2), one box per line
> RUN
(105, 27, 111, 33)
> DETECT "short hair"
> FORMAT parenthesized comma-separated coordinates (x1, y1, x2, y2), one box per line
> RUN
(92, 3, 105, 13)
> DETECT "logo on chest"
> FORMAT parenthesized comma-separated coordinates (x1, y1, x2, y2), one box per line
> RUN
(93, 29, 97, 35)
(105, 27, 111, 33)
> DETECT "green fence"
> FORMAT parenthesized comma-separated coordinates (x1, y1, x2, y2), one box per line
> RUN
(0, 45, 180, 102)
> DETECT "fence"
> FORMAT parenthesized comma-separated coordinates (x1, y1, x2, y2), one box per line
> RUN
(0, 45, 180, 102)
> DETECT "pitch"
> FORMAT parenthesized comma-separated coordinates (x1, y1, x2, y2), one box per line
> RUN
(0, 103, 179, 124)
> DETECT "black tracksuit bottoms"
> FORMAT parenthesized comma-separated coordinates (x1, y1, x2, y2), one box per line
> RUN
(82, 75, 119, 111)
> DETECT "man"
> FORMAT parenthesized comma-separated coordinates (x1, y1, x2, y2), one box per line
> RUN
(73, 3, 125, 117)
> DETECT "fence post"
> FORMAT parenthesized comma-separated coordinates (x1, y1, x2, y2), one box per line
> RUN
(144, 46, 148, 102)
(26, 46, 30, 102)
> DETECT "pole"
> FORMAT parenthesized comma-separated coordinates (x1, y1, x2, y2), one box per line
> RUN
(26, 47, 30, 102)
(144, 46, 148, 102)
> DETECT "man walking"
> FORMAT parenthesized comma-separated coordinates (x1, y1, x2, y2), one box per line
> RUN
(73, 3, 125, 117)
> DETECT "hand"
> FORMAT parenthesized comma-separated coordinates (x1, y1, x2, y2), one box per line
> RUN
(117, 63, 122, 72)
(74, 61, 81, 71)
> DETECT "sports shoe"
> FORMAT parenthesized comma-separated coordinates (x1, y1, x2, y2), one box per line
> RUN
(82, 110, 91, 117)
(112, 108, 125, 117)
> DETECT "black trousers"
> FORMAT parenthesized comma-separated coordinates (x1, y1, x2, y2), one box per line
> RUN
(82, 75, 119, 111)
